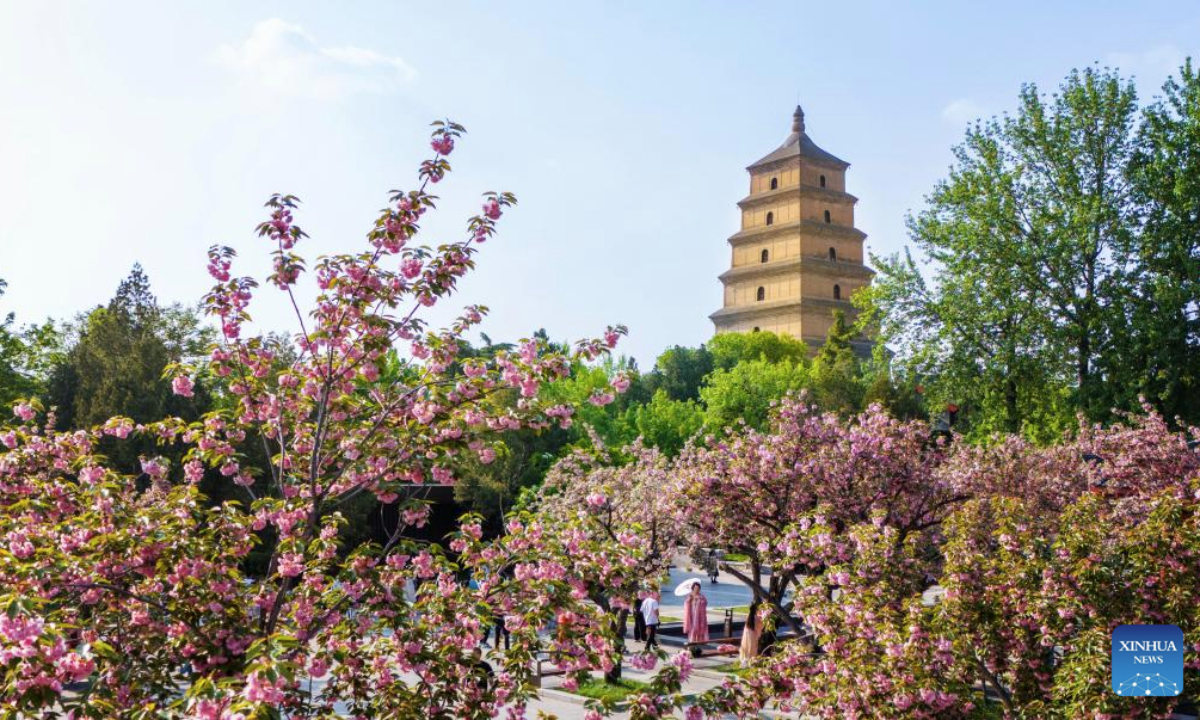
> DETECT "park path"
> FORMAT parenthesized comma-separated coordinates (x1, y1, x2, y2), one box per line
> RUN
(523, 650, 788, 719)
(516, 554, 800, 718)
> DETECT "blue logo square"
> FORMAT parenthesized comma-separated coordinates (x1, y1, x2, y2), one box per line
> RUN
(1112, 624, 1183, 697)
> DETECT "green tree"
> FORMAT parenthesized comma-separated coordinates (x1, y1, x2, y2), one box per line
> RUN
(859, 346, 926, 421)
(869, 66, 1142, 438)
(809, 311, 866, 415)
(644, 344, 713, 402)
(700, 358, 811, 430)
(708, 330, 809, 370)
(1123, 60, 1200, 425)
(453, 422, 569, 532)
(45, 266, 211, 470)
(540, 357, 642, 449)
(630, 389, 704, 457)
(862, 246, 1071, 441)
(0, 279, 31, 407)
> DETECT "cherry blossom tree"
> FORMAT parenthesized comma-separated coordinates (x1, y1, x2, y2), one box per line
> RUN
(704, 485, 1200, 719)
(0, 121, 641, 719)
(673, 396, 960, 635)
(683, 411, 1200, 719)
(944, 406, 1200, 525)
(538, 436, 686, 682)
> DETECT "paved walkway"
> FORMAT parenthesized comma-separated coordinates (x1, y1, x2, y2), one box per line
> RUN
(524, 651, 769, 719)
(660, 567, 756, 611)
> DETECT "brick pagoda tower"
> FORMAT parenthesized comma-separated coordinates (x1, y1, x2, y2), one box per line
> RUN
(709, 105, 873, 354)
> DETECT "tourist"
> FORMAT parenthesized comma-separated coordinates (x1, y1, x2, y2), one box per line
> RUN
(469, 647, 494, 693)
(492, 566, 512, 650)
(492, 612, 510, 651)
(640, 591, 660, 650)
(683, 581, 709, 655)
(632, 593, 647, 643)
(739, 601, 762, 665)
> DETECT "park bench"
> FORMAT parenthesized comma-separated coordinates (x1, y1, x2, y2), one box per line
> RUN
(685, 636, 741, 657)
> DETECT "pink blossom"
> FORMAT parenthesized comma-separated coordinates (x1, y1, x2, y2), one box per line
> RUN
(183, 460, 205, 484)
(244, 672, 285, 703)
(587, 392, 614, 407)
(140, 457, 166, 479)
(672, 649, 694, 681)
(277, 553, 304, 578)
(79, 465, 105, 484)
(13, 403, 35, 422)
(172, 375, 195, 398)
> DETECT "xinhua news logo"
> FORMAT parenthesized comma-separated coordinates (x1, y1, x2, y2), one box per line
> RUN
(1111, 624, 1183, 697)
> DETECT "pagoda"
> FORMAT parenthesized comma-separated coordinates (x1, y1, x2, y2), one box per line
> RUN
(709, 106, 873, 354)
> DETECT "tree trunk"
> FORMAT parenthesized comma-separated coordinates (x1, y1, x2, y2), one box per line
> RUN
(604, 604, 626, 683)
(721, 562, 804, 637)
(1005, 376, 1019, 434)
(1078, 332, 1091, 413)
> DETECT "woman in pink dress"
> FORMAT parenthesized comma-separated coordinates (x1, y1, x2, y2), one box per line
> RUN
(683, 582, 709, 651)
(738, 601, 762, 665)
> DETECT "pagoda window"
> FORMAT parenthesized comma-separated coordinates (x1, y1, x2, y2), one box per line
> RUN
(760, 249, 769, 263)
(766, 211, 774, 226)
(770, 177, 778, 190)
(828, 247, 837, 261)
(820, 174, 827, 188)
(756, 286, 766, 302)
(833, 284, 842, 300)
(824, 210, 832, 223)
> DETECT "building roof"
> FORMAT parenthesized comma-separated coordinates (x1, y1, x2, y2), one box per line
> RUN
(749, 106, 849, 170)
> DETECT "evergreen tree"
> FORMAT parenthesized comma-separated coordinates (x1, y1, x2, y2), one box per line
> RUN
(810, 311, 865, 415)
(45, 266, 211, 471)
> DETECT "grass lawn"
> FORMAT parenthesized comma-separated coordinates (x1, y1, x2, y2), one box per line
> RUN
(716, 663, 753, 676)
(571, 676, 650, 703)
(723, 553, 750, 562)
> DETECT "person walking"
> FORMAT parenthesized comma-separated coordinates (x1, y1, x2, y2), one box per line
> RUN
(632, 594, 647, 643)
(683, 581, 709, 656)
(739, 601, 762, 665)
(639, 592, 660, 650)
(492, 613, 509, 651)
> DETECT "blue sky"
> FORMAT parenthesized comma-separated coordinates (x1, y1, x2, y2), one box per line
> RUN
(1, 1, 1196, 366)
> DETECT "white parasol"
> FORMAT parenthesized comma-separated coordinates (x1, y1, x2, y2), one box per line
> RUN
(673, 578, 701, 596)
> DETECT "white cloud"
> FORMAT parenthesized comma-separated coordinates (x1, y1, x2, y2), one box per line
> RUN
(941, 98, 985, 127)
(215, 19, 416, 101)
